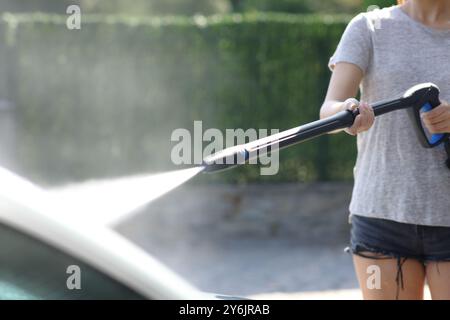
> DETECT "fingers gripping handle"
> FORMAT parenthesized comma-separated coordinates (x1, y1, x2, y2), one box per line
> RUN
(349, 83, 448, 148)
(419, 102, 446, 146)
(405, 83, 448, 148)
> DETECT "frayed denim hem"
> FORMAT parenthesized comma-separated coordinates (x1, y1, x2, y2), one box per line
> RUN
(345, 242, 418, 300)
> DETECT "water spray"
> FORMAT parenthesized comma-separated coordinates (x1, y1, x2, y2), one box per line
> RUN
(202, 83, 450, 173)
(30, 83, 448, 226)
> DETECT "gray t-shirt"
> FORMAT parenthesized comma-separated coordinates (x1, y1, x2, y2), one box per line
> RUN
(329, 5, 450, 226)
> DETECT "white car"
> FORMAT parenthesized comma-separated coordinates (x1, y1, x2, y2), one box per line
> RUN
(0, 167, 211, 299)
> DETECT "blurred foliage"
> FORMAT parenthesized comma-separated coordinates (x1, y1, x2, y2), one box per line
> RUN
(235, 0, 397, 13)
(0, 0, 231, 16)
(79, 0, 231, 16)
(235, 0, 362, 14)
(362, 0, 397, 10)
(0, 12, 357, 185)
(0, 0, 397, 16)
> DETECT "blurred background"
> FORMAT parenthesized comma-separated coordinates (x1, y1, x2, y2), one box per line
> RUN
(0, 0, 395, 299)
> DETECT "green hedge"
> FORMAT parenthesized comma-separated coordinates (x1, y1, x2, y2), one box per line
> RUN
(0, 12, 356, 185)
(362, 0, 396, 10)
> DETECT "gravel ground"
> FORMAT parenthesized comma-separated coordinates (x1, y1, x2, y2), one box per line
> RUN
(117, 182, 361, 298)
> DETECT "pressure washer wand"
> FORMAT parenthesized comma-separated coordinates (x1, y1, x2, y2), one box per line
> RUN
(202, 83, 445, 173)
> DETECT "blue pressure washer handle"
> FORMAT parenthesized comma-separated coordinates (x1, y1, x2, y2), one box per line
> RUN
(405, 83, 446, 148)
(354, 83, 447, 148)
(418, 102, 445, 146)
(202, 82, 449, 173)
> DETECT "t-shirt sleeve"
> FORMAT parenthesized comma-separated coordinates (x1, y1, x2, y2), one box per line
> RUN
(329, 13, 373, 74)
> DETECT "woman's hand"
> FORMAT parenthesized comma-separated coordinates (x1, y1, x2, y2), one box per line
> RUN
(421, 100, 450, 134)
(341, 98, 375, 136)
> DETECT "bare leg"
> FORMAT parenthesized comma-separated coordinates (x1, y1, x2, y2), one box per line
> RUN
(353, 254, 426, 300)
(426, 261, 450, 300)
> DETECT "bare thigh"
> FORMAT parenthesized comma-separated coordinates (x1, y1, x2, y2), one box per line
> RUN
(426, 261, 450, 300)
(353, 254, 426, 300)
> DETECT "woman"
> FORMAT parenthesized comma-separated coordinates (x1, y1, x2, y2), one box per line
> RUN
(321, 0, 450, 299)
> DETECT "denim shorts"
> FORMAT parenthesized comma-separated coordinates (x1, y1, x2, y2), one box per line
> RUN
(349, 214, 450, 262)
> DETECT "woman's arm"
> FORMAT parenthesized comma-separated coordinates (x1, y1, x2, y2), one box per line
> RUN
(320, 62, 374, 135)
